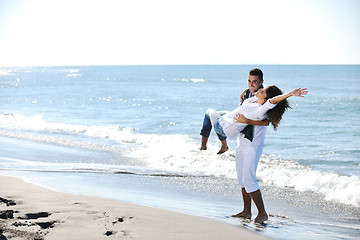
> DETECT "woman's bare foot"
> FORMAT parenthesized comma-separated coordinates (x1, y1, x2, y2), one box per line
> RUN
(254, 212, 268, 224)
(231, 211, 251, 219)
(200, 146, 207, 150)
(217, 146, 228, 154)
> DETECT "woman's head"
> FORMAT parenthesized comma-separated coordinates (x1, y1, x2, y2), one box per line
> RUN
(264, 85, 291, 130)
(255, 85, 282, 100)
(265, 85, 283, 100)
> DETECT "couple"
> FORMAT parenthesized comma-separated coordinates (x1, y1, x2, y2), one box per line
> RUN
(200, 68, 307, 224)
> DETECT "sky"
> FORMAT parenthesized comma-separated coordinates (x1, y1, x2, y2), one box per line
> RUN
(0, 0, 359, 66)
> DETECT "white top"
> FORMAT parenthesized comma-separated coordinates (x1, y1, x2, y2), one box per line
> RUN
(218, 97, 276, 139)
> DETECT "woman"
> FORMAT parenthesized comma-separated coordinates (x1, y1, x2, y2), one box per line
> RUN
(200, 86, 307, 154)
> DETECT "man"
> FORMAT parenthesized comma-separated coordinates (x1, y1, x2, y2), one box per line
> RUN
(231, 68, 269, 224)
(199, 68, 265, 154)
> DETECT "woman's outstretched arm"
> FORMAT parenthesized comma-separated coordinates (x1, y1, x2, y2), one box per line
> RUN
(269, 88, 308, 104)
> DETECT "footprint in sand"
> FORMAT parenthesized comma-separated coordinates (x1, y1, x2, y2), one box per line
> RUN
(0, 197, 16, 206)
(105, 217, 134, 237)
(19, 212, 51, 220)
(36, 221, 56, 229)
(104, 230, 129, 237)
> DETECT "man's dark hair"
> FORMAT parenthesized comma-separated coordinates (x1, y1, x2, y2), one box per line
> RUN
(249, 68, 263, 81)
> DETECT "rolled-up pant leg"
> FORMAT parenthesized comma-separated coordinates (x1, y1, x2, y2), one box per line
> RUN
(235, 146, 263, 193)
(200, 109, 213, 138)
(200, 109, 227, 141)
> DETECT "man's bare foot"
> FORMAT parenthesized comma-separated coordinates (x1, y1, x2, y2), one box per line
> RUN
(254, 212, 268, 224)
(217, 147, 228, 154)
(200, 146, 207, 150)
(231, 211, 251, 219)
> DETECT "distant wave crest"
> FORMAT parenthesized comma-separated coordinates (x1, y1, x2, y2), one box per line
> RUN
(174, 78, 205, 83)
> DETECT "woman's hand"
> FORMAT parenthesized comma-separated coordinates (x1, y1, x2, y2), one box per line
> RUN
(270, 87, 308, 104)
(291, 88, 308, 97)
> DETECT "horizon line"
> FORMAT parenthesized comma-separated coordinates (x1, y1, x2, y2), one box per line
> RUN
(1, 63, 360, 68)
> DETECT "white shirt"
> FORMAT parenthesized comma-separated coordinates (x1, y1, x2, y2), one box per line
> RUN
(218, 96, 276, 139)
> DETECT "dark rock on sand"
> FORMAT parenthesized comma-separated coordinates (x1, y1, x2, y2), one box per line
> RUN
(0, 197, 16, 206)
(0, 210, 15, 219)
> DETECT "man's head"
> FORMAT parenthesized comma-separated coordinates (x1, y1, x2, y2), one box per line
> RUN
(248, 68, 264, 93)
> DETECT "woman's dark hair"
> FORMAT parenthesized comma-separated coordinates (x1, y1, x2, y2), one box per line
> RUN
(265, 85, 291, 130)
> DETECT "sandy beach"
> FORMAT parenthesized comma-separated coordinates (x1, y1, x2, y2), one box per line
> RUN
(0, 175, 270, 240)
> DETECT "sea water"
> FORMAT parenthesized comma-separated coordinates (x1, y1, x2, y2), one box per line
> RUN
(0, 65, 359, 239)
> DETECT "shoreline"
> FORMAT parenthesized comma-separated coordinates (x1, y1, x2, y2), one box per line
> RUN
(0, 175, 271, 240)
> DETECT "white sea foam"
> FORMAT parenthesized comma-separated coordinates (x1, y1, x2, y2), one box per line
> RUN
(0, 114, 130, 153)
(257, 156, 360, 207)
(0, 70, 11, 75)
(1, 113, 359, 207)
(67, 73, 82, 77)
(174, 78, 205, 83)
(66, 69, 79, 73)
(121, 131, 360, 207)
(124, 133, 237, 178)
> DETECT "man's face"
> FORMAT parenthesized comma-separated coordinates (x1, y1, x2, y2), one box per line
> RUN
(248, 75, 263, 93)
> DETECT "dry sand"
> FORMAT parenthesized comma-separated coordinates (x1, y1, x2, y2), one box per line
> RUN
(0, 175, 271, 240)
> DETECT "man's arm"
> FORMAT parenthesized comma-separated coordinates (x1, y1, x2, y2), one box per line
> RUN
(235, 113, 270, 126)
(239, 89, 248, 104)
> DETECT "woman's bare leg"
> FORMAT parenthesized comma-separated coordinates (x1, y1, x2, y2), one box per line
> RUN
(217, 140, 229, 154)
(200, 136, 208, 150)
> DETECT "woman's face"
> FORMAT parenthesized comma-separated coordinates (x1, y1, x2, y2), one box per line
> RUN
(255, 86, 269, 100)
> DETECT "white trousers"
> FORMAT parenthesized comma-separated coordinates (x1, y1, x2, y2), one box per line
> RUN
(235, 146, 263, 193)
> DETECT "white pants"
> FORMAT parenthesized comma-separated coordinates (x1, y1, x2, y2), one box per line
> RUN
(235, 146, 263, 193)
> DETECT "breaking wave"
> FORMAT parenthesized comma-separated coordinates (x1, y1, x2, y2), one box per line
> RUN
(0, 113, 359, 207)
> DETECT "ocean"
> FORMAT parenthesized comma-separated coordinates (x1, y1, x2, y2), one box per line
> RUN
(0, 65, 359, 239)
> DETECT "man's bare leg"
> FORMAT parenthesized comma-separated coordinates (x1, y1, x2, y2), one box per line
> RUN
(200, 136, 208, 150)
(217, 140, 229, 154)
(249, 189, 268, 224)
(231, 188, 252, 219)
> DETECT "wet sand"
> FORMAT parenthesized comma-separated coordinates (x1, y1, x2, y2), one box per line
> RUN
(0, 175, 271, 240)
